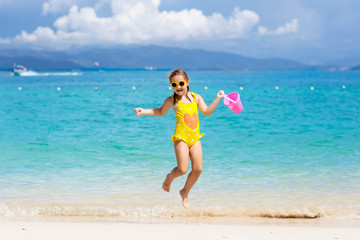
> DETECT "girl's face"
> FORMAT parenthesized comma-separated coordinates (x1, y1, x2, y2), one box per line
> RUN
(170, 75, 189, 96)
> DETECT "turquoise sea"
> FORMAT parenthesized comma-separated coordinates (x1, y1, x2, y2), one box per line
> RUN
(0, 70, 359, 220)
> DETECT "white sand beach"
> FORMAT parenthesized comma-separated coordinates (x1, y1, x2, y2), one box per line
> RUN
(1, 218, 359, 240)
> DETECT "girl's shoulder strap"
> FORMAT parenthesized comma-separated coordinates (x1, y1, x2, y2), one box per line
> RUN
(190, 92, 197, 102)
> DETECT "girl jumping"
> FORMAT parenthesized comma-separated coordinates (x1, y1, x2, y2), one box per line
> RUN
(134, 69, 224, 208)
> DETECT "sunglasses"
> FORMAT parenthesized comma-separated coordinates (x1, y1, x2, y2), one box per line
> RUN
(170, 81, 186, 88)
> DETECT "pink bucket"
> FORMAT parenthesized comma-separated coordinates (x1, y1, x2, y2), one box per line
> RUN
(223, 92, 243, 113)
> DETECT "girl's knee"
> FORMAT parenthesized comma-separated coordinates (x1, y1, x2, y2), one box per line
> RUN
(193, 167, 202, 175)
(177, 167, 188, 175)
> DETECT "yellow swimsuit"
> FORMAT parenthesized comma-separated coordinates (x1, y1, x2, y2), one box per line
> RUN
(171, 92, 204, 148)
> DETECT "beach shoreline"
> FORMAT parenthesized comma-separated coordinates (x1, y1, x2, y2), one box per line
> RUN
(1, 216, 359, 240)
(2, 214, 360, 227)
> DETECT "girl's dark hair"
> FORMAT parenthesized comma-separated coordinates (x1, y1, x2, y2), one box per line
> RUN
(169, 69, 191, 105)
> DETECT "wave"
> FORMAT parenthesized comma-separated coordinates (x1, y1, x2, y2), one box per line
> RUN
(1, 202, 358, 219)
(14, 71, 83, 77)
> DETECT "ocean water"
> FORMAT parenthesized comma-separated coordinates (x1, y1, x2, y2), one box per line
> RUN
(0, 70, 359, 220)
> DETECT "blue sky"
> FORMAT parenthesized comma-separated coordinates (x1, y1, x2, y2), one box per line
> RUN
(0, 0, 359, 65)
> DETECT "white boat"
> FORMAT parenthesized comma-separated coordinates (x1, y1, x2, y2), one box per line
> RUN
(13, 64, 28, 76)
(145, 66, 156, 70)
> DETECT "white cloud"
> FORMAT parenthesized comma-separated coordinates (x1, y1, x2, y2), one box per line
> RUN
(42, 0, 79, 15)
(258, 19, 299, 36)
(42, 0, 110, 15)
(15, 0, 297, 49)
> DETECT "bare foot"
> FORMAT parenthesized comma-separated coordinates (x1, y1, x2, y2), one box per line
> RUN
(162, 174, 173, 192)
(179, 189, 189, 209)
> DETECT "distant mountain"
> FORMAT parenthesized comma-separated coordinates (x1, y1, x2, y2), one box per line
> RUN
(326, 57, 360, 68)
(351, 65, 360, 70)
(0, 46, 307, 71)
(0, 49, 82, 70)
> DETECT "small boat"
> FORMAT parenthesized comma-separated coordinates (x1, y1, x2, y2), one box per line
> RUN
(13, 64, 27, 76)
(145, 66, 155, 70)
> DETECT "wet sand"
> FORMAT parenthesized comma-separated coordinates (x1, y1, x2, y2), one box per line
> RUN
(1, 217, 359, 240)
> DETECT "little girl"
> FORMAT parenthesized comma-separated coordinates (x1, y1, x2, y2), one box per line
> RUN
(134, 69, 224, 208)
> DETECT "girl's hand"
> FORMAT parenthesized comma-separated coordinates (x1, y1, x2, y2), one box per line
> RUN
(134, 108, 144, 116)
(217, 90, 225, 99)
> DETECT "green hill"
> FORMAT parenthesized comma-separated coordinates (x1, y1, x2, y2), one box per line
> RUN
(0, 46, 306, 71)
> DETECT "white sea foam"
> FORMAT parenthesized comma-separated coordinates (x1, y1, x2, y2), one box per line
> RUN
(14, 71, 83, 77)
(1, 202, 359, 220)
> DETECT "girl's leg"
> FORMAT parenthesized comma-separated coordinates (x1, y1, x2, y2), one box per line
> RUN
(179, 140, 203, 208)
(162, 140, 189, 192)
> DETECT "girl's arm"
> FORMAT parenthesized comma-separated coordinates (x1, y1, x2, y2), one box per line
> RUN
(196, 90, 224, 117)
(134, 97, 173, 116)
